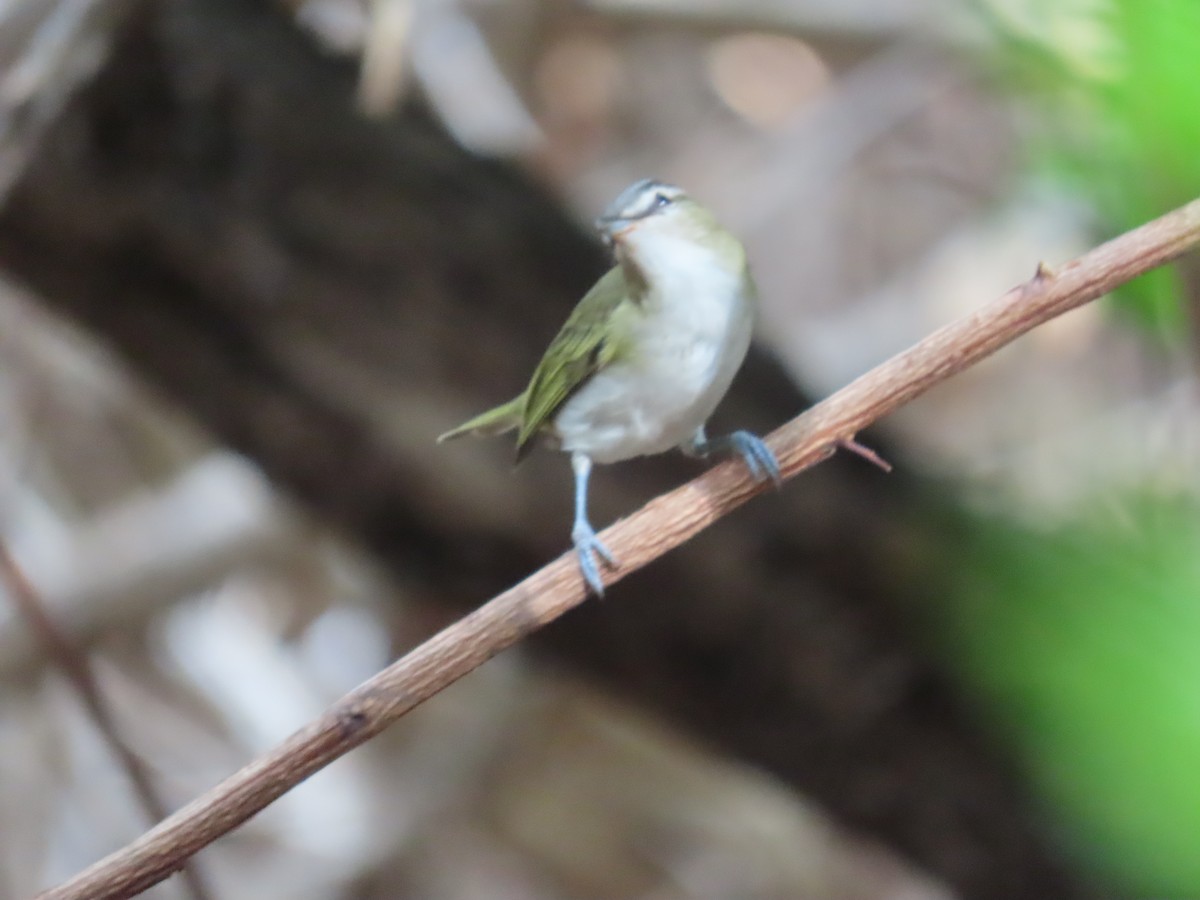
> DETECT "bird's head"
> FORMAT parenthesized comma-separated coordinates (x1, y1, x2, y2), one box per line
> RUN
(594, 179, 743, 275)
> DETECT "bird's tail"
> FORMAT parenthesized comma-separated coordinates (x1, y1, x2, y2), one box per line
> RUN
(437, 395, 525, 443)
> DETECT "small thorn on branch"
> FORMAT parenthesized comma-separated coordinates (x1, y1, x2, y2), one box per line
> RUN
(1033, 260, 1056, 281)
(837, 437, 893, 473)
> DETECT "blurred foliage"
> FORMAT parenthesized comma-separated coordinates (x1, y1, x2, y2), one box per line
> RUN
(925, 497, 1200, 896)
(950, 10, 1200, 885)
(981, 0, 1200, 333)
(892, 1, 1200, 897)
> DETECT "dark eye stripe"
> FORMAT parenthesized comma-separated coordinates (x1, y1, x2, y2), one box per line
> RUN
(605, 181, 682, 222)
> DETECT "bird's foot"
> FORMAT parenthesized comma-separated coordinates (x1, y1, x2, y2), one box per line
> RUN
(728, 430, 782, 487)
(572, 520, 617, 596)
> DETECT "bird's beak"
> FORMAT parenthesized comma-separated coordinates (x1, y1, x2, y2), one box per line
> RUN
(595, 215, 633, 246)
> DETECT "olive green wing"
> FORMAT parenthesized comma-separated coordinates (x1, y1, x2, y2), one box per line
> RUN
(436, 395, 524, 443)
(515, 267, 630, 461)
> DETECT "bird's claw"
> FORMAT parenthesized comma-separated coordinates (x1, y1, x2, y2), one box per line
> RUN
(730, 430, 782, 487)
(572, 521, 617, 596)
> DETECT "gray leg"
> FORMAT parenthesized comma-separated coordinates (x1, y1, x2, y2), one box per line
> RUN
(570, 452, 617, 595)
(683, 425, 781, 486)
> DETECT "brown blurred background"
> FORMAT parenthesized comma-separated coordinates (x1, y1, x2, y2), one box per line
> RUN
(2, 0, 1199, 898)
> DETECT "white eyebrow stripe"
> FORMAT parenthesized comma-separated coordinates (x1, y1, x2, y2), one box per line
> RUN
(622, 183, 684, 220)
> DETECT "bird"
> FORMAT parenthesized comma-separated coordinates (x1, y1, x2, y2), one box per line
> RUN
(438, 178, 780, 595)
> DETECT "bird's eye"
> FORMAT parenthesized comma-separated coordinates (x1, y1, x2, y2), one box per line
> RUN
(652, 192, 671, 209)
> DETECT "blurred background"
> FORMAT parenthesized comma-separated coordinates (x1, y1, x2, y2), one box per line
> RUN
(0, 0, 1198, 897)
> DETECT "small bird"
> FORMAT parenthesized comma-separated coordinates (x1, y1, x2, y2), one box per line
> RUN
(438, 178, 780, 595)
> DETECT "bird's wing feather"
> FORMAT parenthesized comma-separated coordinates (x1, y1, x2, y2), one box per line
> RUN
(516, 267, 630, 460)
(436, 395, 524, 443)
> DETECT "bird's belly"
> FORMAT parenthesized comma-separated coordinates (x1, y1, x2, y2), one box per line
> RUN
(553, 319, 751, 464)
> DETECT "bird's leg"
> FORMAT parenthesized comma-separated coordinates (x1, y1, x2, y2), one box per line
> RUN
(570, 452, 617, 595)
(682, 425, 782, 487)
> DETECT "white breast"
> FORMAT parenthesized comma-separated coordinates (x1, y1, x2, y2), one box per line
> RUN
(553, 233, 754, 464)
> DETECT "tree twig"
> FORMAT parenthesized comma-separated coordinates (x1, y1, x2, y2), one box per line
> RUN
(38, 196, 1200, 900)
(0, 541, 213, 900)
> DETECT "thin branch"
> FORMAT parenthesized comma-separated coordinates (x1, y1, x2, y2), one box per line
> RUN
(0, 541, 213, 900)
(39, 196, 1200, 900)
(0, 454, 293, 683)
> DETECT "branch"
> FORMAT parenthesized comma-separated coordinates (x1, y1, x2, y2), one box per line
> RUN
(0, 540, 213, 900)
(40, 196, 1200, 899)
(0, 454, 293, 682)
